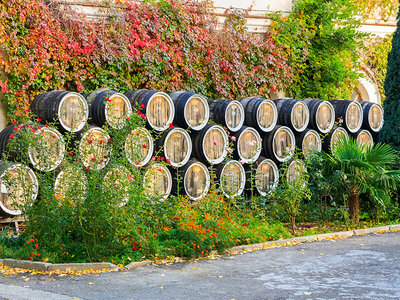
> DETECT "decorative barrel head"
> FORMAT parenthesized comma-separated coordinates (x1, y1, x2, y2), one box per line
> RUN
(124, 127, 154, 167)
(163, 128, 192, 167)
(58, 92, 89, 132)
(286, 160, 306, 185)
(218, 160, 246, 198)
(355, 130, 373, 147)
(300, 130, 321, 155)
(225, 101, 245, 132)
(330, 127, 349, 152)
(254, 158, 279, 196)
(103, 165, 132, 206)
(257, 100, 278, 132)
(105, 93, 132, 129)
(182, 161, 210, 201)
(54, 166, 87, 203)
(78, 127, 112, 170)
(143, 163, 172, 201)
(345, 101, 362, 133)
(316, 101, 335, 133)
(194, 124, 229, 165)
(234, 127, 262, 164)
(263, 126, 295, 163)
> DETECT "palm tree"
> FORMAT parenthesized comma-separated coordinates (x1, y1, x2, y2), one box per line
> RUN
(317, 137, 400, 223)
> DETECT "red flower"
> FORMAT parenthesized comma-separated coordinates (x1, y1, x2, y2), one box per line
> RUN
(9, 134, 14, 139)
(106, 97, 111, 102)
(213, 141, 217, 146)
(142, 144, 147, 149)
(69, 152, 73, 156)
(166, 158, 171, 164)
(52, 135, 56, 139)
(92, 157, 97, 161)
(132, 246, 138, 250)
(141, 114, 146, 120)
(35, 244, 38, 248)
(37, 118, 41, 122)
(169, 123, 174, 128)
(13, 127, 18, 131)
(99, 140, 103, 144)
(108, 137, 113, 144)
(85, 167, 90, 172)
(12, 122, 17, 126)
(141, 103, 145, 109)
(15, 92, 22, 96)
(88, 139, 93, 144)
(29, 256, 33, 261)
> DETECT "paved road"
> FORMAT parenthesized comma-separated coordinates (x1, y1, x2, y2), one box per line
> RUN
(1, 231, 400, 300)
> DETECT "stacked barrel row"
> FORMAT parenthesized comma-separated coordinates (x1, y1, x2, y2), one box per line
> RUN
(0, 89, 384, 216)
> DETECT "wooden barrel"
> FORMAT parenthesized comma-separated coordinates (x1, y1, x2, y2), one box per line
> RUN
(302, 99, 335, 133)
(208, 100, 245, 132)
(176, 159, 210, 201)
(359, 101, 384, 132)
(103, 165, 131, 206)
(193, 124, 229, 165)
(0, 161, 38, 216)
(78, 127, 112, 170)
(124, 127, 154, 167)
(155, 127, 192, 168)
(329, 99, 363, 133)
(143, 163, 173, 201)
(296, 129, 322, 155)
(54, 166, 87, 203)
(262, 125, 295, 163)
(216, 160, 246, 198)
(240, 97, 278, 132)
(286, 160, 306, 185)
(232, 126, 262, 164)
(31, 90, 89, 132)
(125, 89, 175, 131)
(169, 91, 209, 131)
(322, 127, 349, 153)
(85, 89, 132, 129)
(352, 129, 374, 147)
(273, 99, 310, 132)
(249, 157, 279, 196)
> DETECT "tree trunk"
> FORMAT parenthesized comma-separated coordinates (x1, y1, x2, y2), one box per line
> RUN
(348, 187, 359, 223)
(291, 214, 296, 234)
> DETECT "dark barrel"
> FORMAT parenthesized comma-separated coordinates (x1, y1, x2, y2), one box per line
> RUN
(0, 161, 38, 216)
(240, 97, 278, 132)
(359, 101, 383, 133)
(262, 125, 295, 163)
(31, 90, 89, 132)
(192, 124, 229, 165)
(295, 129, 322, 155)
(232, 126, 262, 164)
(169, 91, 209, 131)
(77, 127, 112, 170)
(273, 98, 310, 132)
(286, 159, 306, 185)
(351, 129, 374, 147)
(322, 127, 349, 153)
(302, 99, 335, 133)
(174, 159, 210, 201)
(85, 89, 132, 129)
(216, 160, 246, 198)
(245, 156, 279, 196)
(125, 89, 175, 131)
(54, 166, 87, 203)
(124, 127, 154, 167)
(329, 99, 363, 133)
(155, 127, 192, 168)
(103, 165, 131, 206)
(143, 163, 173, 201)
(208, 100, 244, 132)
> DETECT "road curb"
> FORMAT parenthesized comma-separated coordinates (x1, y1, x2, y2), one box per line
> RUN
(125, 260, 153, 270)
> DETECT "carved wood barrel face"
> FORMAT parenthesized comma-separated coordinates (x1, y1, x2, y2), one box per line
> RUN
(202, 125, 228, 164)
(346, 102, 362, 132)
(0, 163, 38, 216)
(103, 165, 131, 206)
(125, 127, 154, 167)
(237, 128, 262, 163)
(273, 127, 295, 161)
(58, 93, 89, 132)
(368, 104, 383, 131)
(258, 101, 277, 131)
(220, 160, 245, 198)
(143, 164, 172, 201)
(28, 127, 65, 172)
(316, 102, 334, 133)
(356, 130, 373, 147)
(330, 127, 349, 152)
(286, 160, 306, 184)
(147, 94, 174, 130)
(225, 101, 244, 132)
(184, 162, 210, 201)
(255, 159, 279, 195)
(79, 128, 112, 170)
(164, 128, 192, 167)
(302, 130, 321, 155)
(105, 94, 132, 129)
(55, 167, 87, 203)
(184, 96, 209, 130)
(291, 102, 309, 131)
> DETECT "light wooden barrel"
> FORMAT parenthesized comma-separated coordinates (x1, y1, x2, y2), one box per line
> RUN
(143, 163, 173, 201)
(352, 129, 374, 147)
(193, 124, 229, 165)
(155, 127, 192, 167)
(322, 127, 349, 153)
(248, 157, 279, 196)
(176, 160, 210, 201)
(169, 91, 209, 130)
(124, 127, 154, 167)
(103, 165, 131, 206)
(273, 99, 310, 132)
(359, 101, 384, 132)
(85, 89, 132, 129)
(286, 160, 306, 185)
(216, 160, 246, 198)
(54, 166, 87, 203)
(0, 161, 38, 216)
(208, 100, 245, 132)
(232, 126, 262, 164)
(240, 97, 278, 132)
(302, 99, 335, 133)
(78, 127, 112, 170)
(31, 90, 89, 132)
(262, 125, 295, 163)
(330, 99, 363, 133)
(125, 89, 175, 131)
(296, 129, 322, 155)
